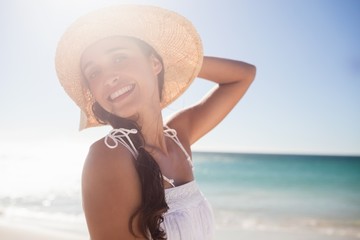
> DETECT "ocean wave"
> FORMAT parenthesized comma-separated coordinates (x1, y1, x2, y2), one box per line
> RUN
(214, 209, 360, 238)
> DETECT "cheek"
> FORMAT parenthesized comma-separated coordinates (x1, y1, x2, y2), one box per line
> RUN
(82, 78, 104, 104)
(88, 81, 101, 99)
(138, 75, 158, 101)
(88, 81, 109, 108)
(132, 62, 158, 92)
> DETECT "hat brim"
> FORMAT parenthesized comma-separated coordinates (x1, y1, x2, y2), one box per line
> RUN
(55, 5, 203, 130)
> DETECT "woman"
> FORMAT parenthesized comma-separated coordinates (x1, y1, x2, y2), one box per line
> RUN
(55, 5, 256, 240)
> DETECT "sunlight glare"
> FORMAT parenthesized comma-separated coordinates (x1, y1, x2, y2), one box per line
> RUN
(0, 139, 88, 198)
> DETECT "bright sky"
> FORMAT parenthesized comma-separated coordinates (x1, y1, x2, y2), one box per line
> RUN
(1, 0, 359, 156)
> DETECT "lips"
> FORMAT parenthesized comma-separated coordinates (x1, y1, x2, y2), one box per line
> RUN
(109, 84, 135, 101)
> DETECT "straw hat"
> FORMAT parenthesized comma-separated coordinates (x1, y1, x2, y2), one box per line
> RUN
(55, 5, 203, 130)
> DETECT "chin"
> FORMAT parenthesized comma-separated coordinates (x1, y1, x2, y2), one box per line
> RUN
(111, 108, 139, 121)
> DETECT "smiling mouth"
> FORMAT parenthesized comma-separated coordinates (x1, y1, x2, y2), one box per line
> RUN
(109, 84, 135, 101)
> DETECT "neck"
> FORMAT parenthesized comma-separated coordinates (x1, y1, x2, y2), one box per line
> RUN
(136, 104, 168, 155)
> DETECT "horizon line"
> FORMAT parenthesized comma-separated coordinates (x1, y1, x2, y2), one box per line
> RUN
(191, 149, 360, 158)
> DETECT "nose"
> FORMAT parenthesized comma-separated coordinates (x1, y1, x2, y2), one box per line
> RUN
(105, 75, 119, 86)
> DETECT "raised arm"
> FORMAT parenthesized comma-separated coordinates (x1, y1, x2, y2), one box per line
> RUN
(82, 140, 144, 240)
(167, 56, 256, 144)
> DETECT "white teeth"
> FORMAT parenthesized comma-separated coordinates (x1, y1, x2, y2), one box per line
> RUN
(110, 85, 134, 100)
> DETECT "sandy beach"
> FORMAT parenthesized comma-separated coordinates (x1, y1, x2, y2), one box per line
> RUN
(1, 221, 359, 240)
(0, 223, 85, 240)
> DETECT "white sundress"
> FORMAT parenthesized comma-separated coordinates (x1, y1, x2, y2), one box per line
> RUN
(104, 126, 215, 240)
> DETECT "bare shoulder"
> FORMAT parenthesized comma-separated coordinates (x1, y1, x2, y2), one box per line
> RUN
(82, 137, 144, 239)
(83, 137, 139, 186)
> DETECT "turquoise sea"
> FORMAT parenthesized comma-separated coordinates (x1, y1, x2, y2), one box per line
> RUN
(0, 151, 359, 239)
(193, 152, 360, 239)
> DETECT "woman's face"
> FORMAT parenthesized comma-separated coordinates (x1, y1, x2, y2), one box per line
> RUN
(80, 36, 163, 119)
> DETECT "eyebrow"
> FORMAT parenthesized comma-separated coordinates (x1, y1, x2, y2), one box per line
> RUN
(105, 47, 126, 54)
(81, 47, 127, 73)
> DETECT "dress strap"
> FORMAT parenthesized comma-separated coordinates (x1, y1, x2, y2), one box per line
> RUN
(104, 126, 192, 188)
(162, 175, 175, 188)
(105, 128, 139, 159)
(163, 126, 193, 168)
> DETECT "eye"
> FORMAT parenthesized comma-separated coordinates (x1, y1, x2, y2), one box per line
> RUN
(113, 54, 127, 63)
(88, 69, 101, 80)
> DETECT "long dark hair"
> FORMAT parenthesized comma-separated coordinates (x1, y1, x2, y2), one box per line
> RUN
(90, 37, 168, 239)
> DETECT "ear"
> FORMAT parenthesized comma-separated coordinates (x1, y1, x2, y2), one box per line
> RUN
(150, 54, 163, 76)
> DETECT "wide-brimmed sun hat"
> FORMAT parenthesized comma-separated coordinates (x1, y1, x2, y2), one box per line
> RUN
(55, 4, 203, 130)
